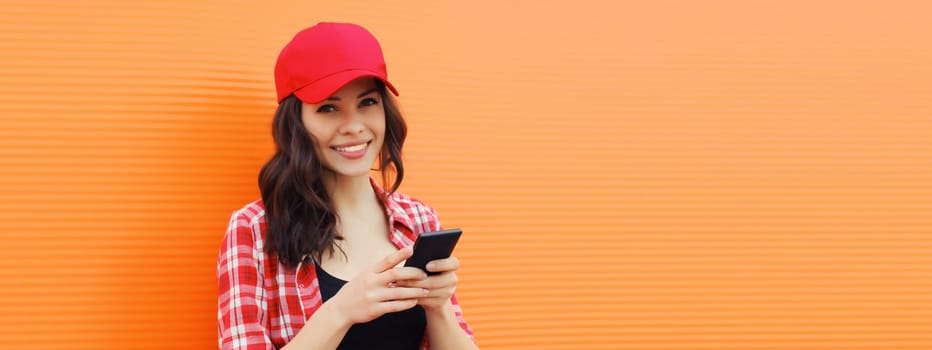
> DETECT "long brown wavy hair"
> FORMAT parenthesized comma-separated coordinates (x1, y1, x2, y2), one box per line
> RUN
(259, 81, 407, 268)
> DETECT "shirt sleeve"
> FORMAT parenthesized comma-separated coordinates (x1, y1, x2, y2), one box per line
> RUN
(426, 204, 476, 339)
(449, 292, 475, 338)
(217, 210, 274, 350)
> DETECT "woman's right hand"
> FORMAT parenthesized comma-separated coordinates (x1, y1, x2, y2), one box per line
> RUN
(328, 246, 430, 325)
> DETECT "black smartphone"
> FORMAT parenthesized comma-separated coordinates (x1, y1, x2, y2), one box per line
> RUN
(403, 228, 462, 275)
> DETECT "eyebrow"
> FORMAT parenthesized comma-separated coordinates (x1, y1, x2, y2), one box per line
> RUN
(326, 88, 379, 101)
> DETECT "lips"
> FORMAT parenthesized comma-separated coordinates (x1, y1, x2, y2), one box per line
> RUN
(331, 141, 371, 159)
(333, 143, 368, 153)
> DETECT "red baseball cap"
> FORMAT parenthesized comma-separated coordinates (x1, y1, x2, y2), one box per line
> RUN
(274, 22, 399, 103)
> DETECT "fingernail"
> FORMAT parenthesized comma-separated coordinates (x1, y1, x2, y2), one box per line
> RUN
(426, 262, 435, 270)
(422, 289, 429, 295)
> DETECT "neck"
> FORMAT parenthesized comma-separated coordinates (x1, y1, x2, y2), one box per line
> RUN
(322, 173, 377, 213)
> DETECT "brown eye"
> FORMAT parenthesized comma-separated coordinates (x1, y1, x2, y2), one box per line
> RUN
(316, 104, 337, 113)
(359, 98, 379, 107)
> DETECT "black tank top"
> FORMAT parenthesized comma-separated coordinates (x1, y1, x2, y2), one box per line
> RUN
(314, 262, 426, 350)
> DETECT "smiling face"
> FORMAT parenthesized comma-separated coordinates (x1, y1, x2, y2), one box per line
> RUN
(301, 78, 386, 179)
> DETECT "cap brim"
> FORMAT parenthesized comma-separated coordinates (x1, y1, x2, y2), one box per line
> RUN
(292, 69, 399, 104)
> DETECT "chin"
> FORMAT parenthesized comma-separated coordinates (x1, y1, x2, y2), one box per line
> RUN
(321, 153, 379, 179)
(329, 166, 374, 178)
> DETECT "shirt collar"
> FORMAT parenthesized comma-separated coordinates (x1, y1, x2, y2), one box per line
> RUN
(369, 177, 416, 233)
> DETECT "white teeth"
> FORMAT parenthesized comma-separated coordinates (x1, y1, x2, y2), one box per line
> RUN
(334, 143, 367, 152)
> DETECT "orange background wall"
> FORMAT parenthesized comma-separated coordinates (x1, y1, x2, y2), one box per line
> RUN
(2, 1, 932, 349)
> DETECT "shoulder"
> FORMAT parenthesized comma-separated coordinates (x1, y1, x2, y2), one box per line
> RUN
(218, 200, 273, 277)
(230, 199, 266, 225)
(222, 199, 268, 248)
(384, 191, 442, 233)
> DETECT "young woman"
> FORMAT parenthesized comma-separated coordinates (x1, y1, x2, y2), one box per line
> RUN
(217, 22, 476, 350)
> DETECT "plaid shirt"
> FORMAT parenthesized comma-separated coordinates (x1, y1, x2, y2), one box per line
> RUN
(217, 179, 473, 349)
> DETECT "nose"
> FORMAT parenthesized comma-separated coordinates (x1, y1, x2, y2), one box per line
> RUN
(337, 110, 366, 135)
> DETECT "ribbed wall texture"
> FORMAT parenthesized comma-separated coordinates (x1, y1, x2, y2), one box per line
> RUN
(2, 1, 932, 349)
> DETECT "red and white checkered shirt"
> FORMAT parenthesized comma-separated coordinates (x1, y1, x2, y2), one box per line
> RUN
(217, 179, 473, 349)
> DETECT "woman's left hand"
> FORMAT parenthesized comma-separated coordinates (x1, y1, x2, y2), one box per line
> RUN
(397, 256, 460, 312)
